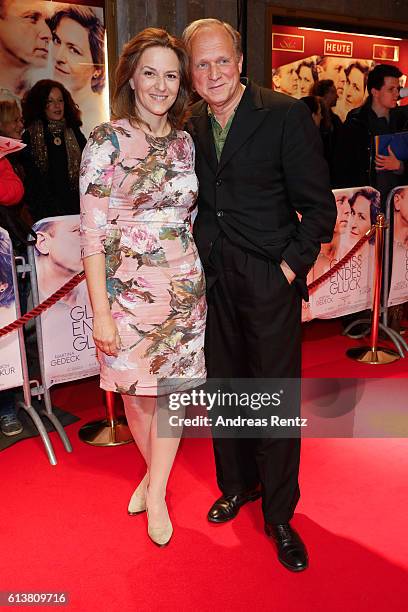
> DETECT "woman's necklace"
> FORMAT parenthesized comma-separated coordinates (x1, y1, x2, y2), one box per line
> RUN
(48, 119, 65, 146)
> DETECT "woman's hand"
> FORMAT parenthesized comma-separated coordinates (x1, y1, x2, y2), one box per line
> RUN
(92, 312, 121, 356)
(375, 145, 402, 172)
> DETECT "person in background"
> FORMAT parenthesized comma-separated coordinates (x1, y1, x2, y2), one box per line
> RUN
(47, 6, 106, 137)
(0, 0, 51, 96)
(0, 159, 24, 436)
(316, 56, 350, 120)
(22, 79, 86, 221)
(311, 79, 343, 185)
(333, 64, 408, 194)
(300, 95, 323, 127)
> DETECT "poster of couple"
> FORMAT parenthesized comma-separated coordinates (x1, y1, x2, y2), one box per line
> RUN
(0, 0, 109, 137)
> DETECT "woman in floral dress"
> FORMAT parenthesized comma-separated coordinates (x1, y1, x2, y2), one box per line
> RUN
(79, 29, 206, 546)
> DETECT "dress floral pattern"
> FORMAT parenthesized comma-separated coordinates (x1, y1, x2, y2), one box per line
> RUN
(79, 119, 206, 395)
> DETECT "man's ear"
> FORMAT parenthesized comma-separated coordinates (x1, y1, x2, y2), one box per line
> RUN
(35, 231, 50, 255)
(316, 64, 323, 77)
(394, 194, 401, 212)
(272, 73, 280, 89)
(238, 53, 243, 75)
(370, 87, 379, 100)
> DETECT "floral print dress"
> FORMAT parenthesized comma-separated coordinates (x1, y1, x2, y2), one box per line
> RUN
(79, 119, 206, 396)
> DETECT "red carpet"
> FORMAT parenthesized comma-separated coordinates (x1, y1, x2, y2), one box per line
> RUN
(1, 320, 407, 611)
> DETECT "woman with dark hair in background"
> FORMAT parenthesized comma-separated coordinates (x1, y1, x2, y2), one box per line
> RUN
(47, 6, 106, 137)
(311, 79, 343, 185)
(300, 95, 324, 127)
(22, 79, 86, 221)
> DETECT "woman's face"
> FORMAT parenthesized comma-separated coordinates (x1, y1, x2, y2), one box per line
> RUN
(345, 67, 365, 110)
(52, 17, 95, 94)
(298, 65, 314, 96)
(44, 87, 64, 121)
(0, 109, 24, 139)
(130, 46, 180, 125)
(351, 195, 371, 238)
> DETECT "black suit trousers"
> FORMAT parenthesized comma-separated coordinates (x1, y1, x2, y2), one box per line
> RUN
(205, 235, 301, 524)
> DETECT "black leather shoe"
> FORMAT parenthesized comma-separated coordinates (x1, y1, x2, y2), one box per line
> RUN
(265, 523, 308, 572)
(207, 489, 261, 523)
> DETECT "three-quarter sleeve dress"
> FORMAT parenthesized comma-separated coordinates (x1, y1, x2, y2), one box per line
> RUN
(79, 119, 206, 396)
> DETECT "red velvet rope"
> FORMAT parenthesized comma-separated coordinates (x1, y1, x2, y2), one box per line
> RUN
(0, 227, 375, 339)
(0, 271, 85, 338)
(308, 227, 375, 292)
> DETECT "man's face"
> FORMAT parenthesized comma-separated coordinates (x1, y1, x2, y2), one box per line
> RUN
(345, 67, 365, 110)
(371, 76, 400, 111)
(37, 221, 82, 274)
(189, 25, 243, 111)
(274, 64, 299, 96)
(0, 0, 51, 67)
(394, 189, 408, 225)
(318, 57, 349, 97)
(335, 194, 351, 234)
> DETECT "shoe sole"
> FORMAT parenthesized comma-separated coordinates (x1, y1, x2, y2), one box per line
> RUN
(207, 492, 261, 523)
(128, 509, 146, 516)
(278, 557, 309, 572)
(1, 429, 23, 437)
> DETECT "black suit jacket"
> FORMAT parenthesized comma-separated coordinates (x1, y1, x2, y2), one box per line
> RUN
(188, 80, 336, 300)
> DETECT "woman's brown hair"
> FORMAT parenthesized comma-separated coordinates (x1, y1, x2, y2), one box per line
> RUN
(22, 79, 82, 128)
(111, 28, 191, 130)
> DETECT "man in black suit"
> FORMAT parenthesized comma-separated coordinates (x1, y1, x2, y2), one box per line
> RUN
(183, 19, 336, 571)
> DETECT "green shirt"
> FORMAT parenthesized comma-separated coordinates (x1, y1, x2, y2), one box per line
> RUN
(208, 107, 236, 161)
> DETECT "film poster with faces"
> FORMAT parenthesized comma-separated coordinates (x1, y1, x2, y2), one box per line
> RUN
(0, 227, 24, 391)
(271, 25, 408, 122)
(32, 215, 99, 388)
(302, 187, 379, 322)
(0, 0, 108, 137)
(388, 185, 408, 307)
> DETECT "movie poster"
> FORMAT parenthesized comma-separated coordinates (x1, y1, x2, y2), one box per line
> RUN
(0, 227, 23, 391)
(304, 187, 379, 320)
(32, 215, 99, 388)
(0, 0, 109, 137)
(271, 25, 408, 122)
(388, 185, 408, 307)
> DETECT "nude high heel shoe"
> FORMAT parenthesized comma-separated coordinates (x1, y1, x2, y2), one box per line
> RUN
(146, 499, 173, 547)
(127, 473, 149, 515)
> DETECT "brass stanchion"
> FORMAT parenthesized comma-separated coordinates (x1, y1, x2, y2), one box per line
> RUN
(79, 391, 133, 446)
(347, 214, 400, 364)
